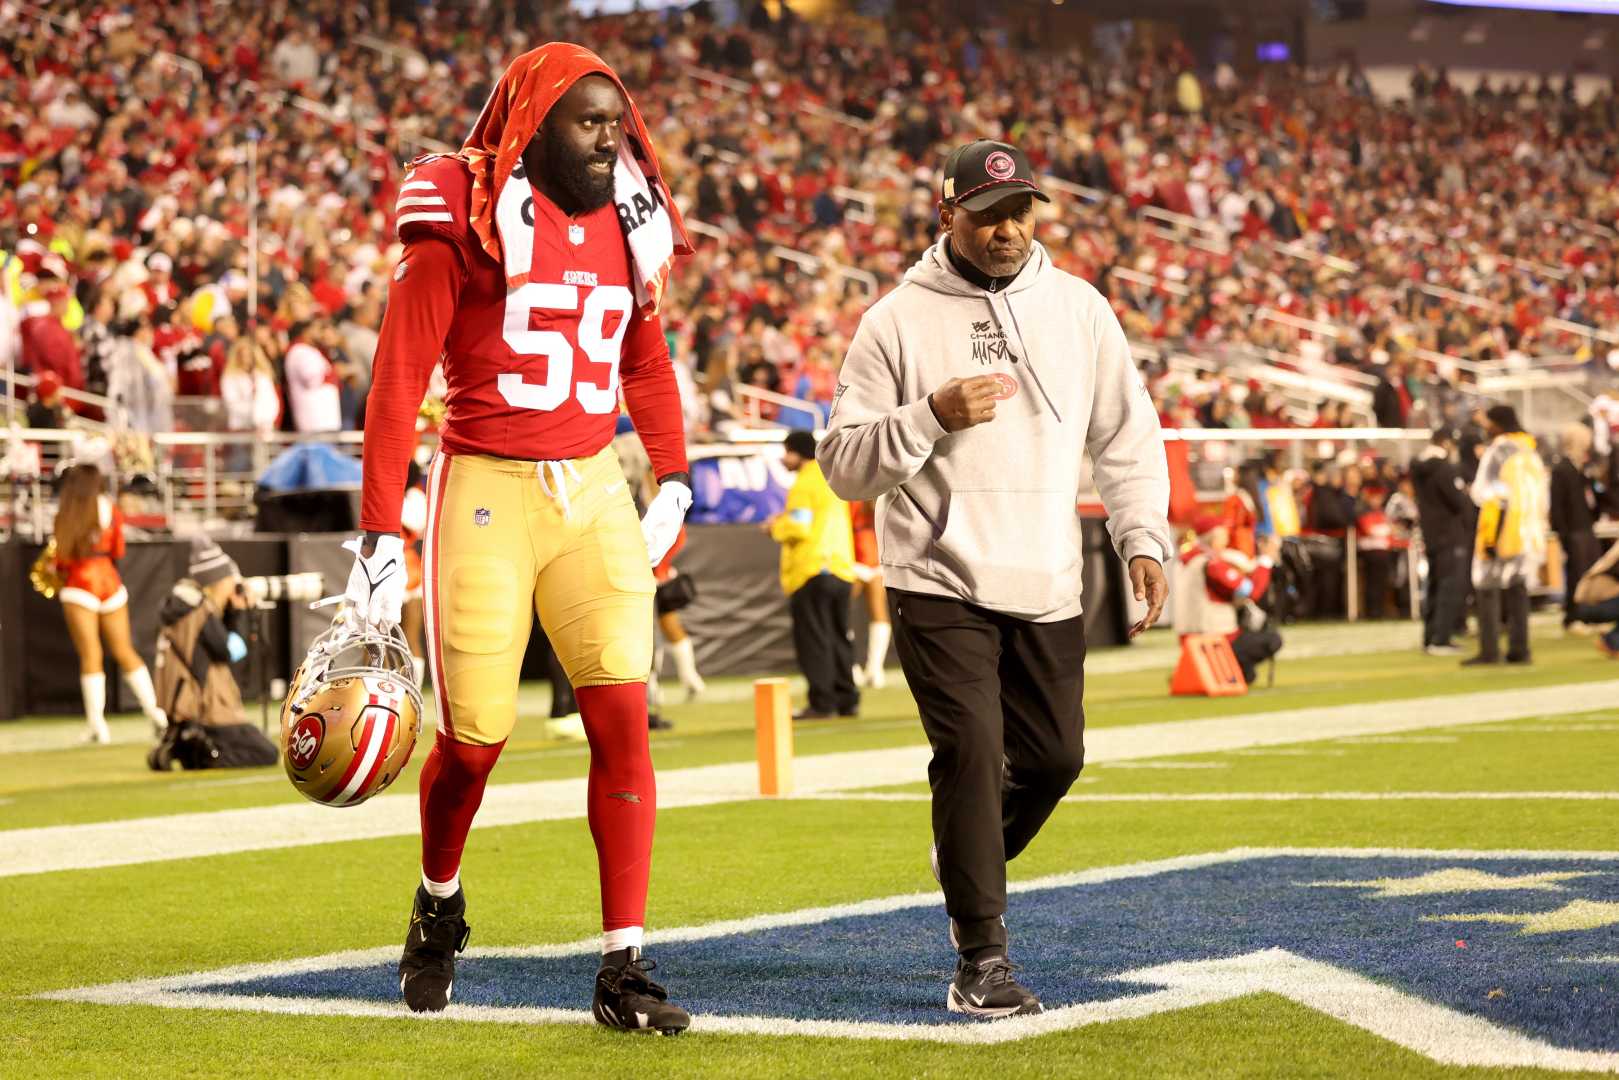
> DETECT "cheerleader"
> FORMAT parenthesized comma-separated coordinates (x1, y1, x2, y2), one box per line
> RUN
(849, 500, 891, 689)
(53, 464, 168, 742)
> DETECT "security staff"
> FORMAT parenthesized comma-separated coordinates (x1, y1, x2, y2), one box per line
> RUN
(819, 139, 1171, 1018)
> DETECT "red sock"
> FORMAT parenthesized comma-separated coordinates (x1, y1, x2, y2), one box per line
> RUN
(576, 682, 657, 932)
(418, 730, 505, 884)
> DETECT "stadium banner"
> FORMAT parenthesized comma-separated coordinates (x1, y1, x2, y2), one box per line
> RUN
(688, 444, 791, 525)
(0, 544, 24, 720)
(3, 519, 1125, 715)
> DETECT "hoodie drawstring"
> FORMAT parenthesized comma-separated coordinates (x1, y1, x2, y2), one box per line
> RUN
(536, 459, 582, 520)
(986, 291, 1063, 424)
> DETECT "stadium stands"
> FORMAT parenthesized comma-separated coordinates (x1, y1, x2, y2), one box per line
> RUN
(1, 0, 1616, 538)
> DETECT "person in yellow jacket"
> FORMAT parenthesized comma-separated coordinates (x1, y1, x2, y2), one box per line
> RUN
(769, 429, 859, 720)
(1465, 405, 1549, 666)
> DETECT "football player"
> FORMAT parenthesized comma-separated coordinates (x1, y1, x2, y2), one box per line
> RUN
(345, 43, 694, 1033)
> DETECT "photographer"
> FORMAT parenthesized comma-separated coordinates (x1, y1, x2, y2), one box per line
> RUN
(1174, 516, 1284, 686)
(149, 538, 278, 770)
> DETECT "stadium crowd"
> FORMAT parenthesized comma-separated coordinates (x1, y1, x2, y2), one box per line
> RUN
(4, 0, 1619, 450)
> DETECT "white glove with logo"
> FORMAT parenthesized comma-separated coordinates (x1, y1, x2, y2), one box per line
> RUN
(640, 480, 692, 567)
(340, 533, 406, 630)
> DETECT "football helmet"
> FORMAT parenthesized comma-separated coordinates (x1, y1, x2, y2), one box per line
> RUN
(281, 616, 423, 807)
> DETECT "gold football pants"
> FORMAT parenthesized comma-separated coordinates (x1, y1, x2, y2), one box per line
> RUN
(421, 446, 655, 746)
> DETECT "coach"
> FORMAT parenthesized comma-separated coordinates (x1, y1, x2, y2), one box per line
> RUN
(818, 139, 1172, 1018)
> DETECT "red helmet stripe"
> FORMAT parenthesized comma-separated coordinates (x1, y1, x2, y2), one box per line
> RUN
(326, 714, 376, 804)
(345, 711, 397, 807)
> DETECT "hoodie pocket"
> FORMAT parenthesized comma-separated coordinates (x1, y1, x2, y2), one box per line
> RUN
(931, 490, 1081, 614)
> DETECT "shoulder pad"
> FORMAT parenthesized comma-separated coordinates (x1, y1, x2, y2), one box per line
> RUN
(395, 155, 472, 246)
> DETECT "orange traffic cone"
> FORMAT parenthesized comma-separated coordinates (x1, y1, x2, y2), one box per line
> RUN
(1170, 634, 1248, 697)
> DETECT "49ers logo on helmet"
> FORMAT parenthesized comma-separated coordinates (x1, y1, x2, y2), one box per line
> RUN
(287, 714, 325, 772)
(985, 151, 1016, 180)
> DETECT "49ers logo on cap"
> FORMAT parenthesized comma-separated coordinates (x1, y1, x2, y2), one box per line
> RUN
(985, 151, 1017, 180)
(288, 715, 325, 772)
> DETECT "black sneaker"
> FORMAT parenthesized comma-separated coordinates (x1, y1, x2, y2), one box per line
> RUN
(593, 947, 691, 1035)
(947, 954, 1042, 1018)
(648, 712, 675, 731)
(399, 885, 471, 1013)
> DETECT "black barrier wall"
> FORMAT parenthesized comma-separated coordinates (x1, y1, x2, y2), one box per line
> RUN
(2, 520, 1127, 717)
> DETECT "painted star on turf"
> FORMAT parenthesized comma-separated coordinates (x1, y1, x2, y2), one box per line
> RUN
(1425, 900, 1619, 935)
(1304, 868, 1602, 898)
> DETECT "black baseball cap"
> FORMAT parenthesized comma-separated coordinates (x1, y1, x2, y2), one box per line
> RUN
(941, 140, 1050, 212)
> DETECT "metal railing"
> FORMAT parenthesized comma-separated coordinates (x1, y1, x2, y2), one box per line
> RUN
(731, 384, 823, 429)
(1, 370, 119, 428)
(765, 245, 878, 297)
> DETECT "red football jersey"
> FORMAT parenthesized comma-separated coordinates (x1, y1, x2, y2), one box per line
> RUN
(360, 155, 687, 533)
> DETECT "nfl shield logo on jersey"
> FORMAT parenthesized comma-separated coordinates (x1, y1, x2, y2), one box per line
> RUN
(474, 507, 491, 527)
(568, 224, 585, 245)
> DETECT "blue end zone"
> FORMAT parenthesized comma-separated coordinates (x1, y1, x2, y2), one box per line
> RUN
(201, 856, 1618, 1046)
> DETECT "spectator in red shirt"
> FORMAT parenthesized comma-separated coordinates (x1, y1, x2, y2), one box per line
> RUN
(20, 280, 83, 393)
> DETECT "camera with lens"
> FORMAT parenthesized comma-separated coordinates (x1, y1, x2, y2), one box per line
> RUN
(237, 572, 325, 607)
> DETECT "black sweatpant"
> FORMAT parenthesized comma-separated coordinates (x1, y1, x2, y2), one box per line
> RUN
(1232, 626, 1283, 685)
(789, 574, 858, 715)
(889, 589, 1086, 957)
(1423, 542, 1469, 648)
(1560, 531, 1601, 627)
(1476, 581, 1531, 661)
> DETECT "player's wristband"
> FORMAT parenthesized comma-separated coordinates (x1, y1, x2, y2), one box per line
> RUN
(362, 529, 400, 558)
(657, 470, 692, 490)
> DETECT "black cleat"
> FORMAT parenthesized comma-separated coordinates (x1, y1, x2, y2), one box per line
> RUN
(947, 954, 1043, 1019)
(593, 947, 691, 1035)
(399, 885, 471, 1013)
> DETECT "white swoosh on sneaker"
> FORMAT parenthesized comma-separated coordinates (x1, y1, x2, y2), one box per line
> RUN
(969, 992, 987, 1006)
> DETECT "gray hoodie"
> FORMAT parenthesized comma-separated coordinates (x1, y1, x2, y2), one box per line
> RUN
(818, 239, 1171, 622)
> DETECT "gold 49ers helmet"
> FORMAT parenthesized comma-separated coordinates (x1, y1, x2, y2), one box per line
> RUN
(281, 619, 423, 807)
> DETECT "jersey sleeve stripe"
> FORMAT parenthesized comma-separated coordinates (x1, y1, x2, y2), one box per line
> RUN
(396, 211, 455, 226)
(399, 179, 440, 193)
(396, 195, 448, 209)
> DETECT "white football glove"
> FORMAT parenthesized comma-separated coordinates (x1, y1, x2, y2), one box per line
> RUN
(340, 533, 406, 630)
(640, 480, 692, 567)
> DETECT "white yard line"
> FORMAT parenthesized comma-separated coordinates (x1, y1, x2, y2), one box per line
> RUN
(4, 680, 1618, 880)
(805, 791, 1619, 804)
(1094, 761, 1230, 770)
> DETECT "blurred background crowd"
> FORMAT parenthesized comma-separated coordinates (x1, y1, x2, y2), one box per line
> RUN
(6, 0, 1619, 451)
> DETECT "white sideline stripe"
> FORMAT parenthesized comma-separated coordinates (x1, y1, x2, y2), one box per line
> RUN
(5, 680, 1619, 879)
(1095, 761, 1229, 770)
(804, 791, 1619, 804)
(396, 211, 454, 226)
(39, 847, 1619, 1063)
(1335, 735, 1459, 744)
(398, 180, 439, 193)
(1468, 724, 1619, 733)
(395, 195, 447, 208)
(1229, 748, 1350, 757)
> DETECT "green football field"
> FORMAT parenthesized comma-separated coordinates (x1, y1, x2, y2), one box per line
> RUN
(3, 620, 1617, 1078)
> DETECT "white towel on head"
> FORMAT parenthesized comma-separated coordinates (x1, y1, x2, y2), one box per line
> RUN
(612, 145, 676, 311)
(492, 149, 677, 312)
